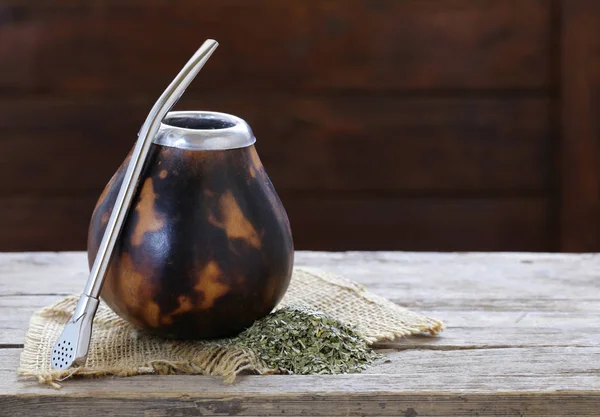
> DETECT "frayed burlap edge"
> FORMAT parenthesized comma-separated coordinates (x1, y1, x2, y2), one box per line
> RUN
(18, 267, 444, 388)
(18, 304, 277, 389)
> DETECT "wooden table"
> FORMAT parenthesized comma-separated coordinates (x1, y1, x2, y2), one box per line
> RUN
(1, 251, 599, 416)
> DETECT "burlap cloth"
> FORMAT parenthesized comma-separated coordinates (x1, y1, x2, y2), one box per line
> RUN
(18, 267, 444, 387)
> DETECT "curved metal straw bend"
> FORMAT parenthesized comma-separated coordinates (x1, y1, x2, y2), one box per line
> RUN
(85, 40, 219, 299)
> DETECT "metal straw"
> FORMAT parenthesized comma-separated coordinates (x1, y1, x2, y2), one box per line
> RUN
(51, 40, 219, 370)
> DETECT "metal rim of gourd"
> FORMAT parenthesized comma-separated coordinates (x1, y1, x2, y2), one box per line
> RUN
(154, 110, 256, 151)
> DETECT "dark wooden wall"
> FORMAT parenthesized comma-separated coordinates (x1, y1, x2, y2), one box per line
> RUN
(0, 0, 598, 252)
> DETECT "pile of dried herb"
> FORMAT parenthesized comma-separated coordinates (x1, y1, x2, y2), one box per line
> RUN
(229, 306, 381, 374)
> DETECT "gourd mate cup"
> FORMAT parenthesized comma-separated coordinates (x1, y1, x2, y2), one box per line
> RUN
(87, 111, 294, 339)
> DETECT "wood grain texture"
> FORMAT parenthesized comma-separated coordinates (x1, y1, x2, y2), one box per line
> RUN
(0, 195, 552, 251)
(0, 0, 551, 95)
(560, 0, 600, 251)
(1, 251, 599, 416)
(3, 295, 599, 348)
(0, 196, 95, 251)
(0, 97, 551, 194)
(286, 196, 551, 251)
(0, 95, 553, 251)
(0, 0, 560, 252)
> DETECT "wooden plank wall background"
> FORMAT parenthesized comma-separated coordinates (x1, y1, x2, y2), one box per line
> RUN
(0, 0, 597, 252)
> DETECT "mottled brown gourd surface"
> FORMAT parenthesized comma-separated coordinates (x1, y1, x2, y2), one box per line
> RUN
(87, 144, 294, 339)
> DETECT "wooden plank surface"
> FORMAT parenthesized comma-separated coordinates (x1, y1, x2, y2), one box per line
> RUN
(0, 0, 558, 252)
(0, 96, 553, 252)
(559, 0, 600, 251)
(0, 196, 552, 251)
(0, 97, 551, 193)
(3, 296, 599, 349)
(287, 197, 551, 251)
(0, 0, 552, 95)
(1, 251, 599, 416)
(0, 196, 95, 251)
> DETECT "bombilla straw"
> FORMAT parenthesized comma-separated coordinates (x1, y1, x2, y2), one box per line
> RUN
(50, 40, 218, 371)
(86, 39, 219, 298)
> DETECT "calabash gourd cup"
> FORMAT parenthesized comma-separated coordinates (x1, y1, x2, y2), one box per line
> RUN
(87, 111, 294, 339)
